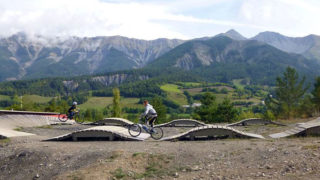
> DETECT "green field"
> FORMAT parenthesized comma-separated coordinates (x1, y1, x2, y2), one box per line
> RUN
(23, 95, 52, 104)
(0, 95, 52, 104)
(79, 97, 113, 109)
(179, 82, 202, 87)
(232, 79, 245, 89)
(79, 96, 140, 110)
(160, 84, 181, 93)
(0, 95, 10, 101)
(161, 84, 187, 105)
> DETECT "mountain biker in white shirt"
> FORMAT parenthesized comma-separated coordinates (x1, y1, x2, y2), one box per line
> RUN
(141, 100, 157, 132)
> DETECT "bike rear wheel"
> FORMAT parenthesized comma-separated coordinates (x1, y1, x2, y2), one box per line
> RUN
(58, 114, 68, 122)
(128, 124, 142, 137)
(150, 127, 163, 140)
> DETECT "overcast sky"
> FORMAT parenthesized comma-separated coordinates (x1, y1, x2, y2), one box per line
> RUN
(0, 0, 319, 40)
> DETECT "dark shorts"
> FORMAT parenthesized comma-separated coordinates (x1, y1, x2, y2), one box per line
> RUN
(146, 115, 157, 127)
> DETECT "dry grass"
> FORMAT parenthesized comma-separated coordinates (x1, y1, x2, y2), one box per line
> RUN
(57, 151, 177, 180)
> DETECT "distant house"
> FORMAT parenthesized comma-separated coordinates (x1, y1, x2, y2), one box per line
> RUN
(182, 103, 202, 108)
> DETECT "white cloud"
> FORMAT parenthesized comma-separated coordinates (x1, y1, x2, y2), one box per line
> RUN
(0, 0, 319, 39)
(0, 0, 190, 39)
(238, 0, 320, 37)
(0, 0, 263, 39)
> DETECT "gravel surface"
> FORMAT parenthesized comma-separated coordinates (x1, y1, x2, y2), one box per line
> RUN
(1, 121, 320, 180)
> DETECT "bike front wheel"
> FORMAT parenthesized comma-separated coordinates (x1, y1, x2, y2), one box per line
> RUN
(128, 124, 142, 137)
(150, 127, 163, 140)
(74, 113, 84, 124)
(58, 114, 68, 122)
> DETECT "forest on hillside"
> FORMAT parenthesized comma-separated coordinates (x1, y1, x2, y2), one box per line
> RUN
(0, 67, 319, 123)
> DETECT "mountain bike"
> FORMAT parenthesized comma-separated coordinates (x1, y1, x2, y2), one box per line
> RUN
(58, 110, 84, 124)
(128, 117, 163, 140)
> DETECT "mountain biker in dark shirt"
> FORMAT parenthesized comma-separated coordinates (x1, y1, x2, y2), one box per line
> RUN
(68, 102, 77, 119)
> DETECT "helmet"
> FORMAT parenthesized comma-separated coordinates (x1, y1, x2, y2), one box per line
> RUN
(73, 102, 77, 105)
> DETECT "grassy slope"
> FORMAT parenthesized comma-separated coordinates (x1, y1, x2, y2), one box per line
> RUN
(160, 84, 188, 105)
(0, 95, 10, 101)
(162, 83, 263, 105)
(79, 97, 140, 110)
(23, 95, 52, 104)
(232, 79, 245, 89)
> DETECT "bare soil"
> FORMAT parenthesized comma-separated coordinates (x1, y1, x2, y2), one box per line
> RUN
(1, 119, 320, 180)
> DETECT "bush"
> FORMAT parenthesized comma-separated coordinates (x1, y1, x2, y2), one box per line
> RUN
(237, 110, 262, 120)
(263, 110, 276, 121)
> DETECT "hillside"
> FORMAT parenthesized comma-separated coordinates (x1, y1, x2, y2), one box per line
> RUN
(0, 68, 200, 97)
(0, 32, 184, 81)
(252, 31, 320, 63)
(148, 36, 320, 84)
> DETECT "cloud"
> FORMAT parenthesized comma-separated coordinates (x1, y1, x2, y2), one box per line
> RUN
(238, 0, 320, 37)
(0, 0, 319, 39)
(0, 0, 189, 39)
(0, 0, 262, 39)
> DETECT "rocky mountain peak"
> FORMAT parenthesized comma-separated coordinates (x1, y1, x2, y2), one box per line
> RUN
(223, 29, 247, 40)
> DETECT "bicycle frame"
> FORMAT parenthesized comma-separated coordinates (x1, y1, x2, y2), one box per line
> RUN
(138, 117, 154, 132)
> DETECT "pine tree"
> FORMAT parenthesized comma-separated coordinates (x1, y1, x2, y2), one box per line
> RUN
(312, 77, 320, 114)
(275, 67, 309, 119)
(193, 92, 217, 123)
(112, 88, 121, 117)
(150, 96, 167, 123)
(213, 98, 238, 123)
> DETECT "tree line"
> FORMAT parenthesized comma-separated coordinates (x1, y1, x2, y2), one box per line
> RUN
(1, 66, 320, 123)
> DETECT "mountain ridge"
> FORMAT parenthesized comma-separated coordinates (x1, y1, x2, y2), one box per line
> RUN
(1, 30, 320, 82)
(251, 31, 320, 62)
(0, 32, 184, 81)
(148, 36, 319, 84)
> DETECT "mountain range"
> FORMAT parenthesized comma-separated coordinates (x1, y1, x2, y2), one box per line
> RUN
(148, 35, 319, 84)
(0, 32, 183, 81)
(0, 30, 320, 83)
(251, 32, 320, 62)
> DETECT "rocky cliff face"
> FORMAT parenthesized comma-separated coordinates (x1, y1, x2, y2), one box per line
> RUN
(0, 33, 184, 81)
(62, 73, 150, 90)
(91, 74, 149, 86)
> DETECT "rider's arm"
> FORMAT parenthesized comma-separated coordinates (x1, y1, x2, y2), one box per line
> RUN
(143, 105, 150, 117)
(68, 106, 73, 113)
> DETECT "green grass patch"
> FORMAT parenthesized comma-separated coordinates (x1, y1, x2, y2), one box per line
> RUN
(0, 95, 10, 101)
(232, 79, 245, 89)
(120, 97, 140, 108)
(111, 168, 126, 179)
(79, 96, 140, 110)
(14, 127, 23, 131)
(160, 84, 188, 105)
(0, 138, 10, 144)
(160, 84, 181, 93)
(79, 97, 113, 110)
(106, 151, 123, 162)
(66, 174, 83, 180)
(36, 125, 52, 129)
(133, 153, 175, 178)
(23, 95, 52, 104)
(177, 82, 202, 87)
(302, 145, 320, 150)
(132, 152, 146, 157)
(167, 92, 188, 105)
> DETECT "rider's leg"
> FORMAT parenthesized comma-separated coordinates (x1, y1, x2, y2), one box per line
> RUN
(69, 111, 75, 119)
(149, 117, 156, 132)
